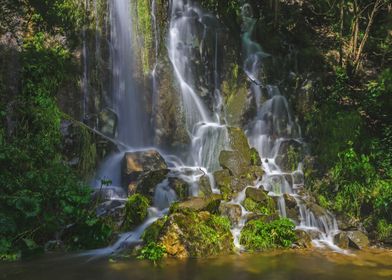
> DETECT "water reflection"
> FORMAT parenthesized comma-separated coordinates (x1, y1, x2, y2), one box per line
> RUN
(1, 249, 391, 280)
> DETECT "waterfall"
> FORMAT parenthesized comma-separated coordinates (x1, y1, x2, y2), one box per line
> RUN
(109, 0, 150, 147)
(168, 0, 229, 179)
(240, 3, 340, 250)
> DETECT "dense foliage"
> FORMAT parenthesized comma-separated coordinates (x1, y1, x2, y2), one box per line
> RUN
(240, 218, 297, 251)
(0, 0, 112, 260)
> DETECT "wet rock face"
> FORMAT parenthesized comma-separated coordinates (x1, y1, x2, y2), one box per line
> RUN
(294, 229, 313, 248)
(173, 194, 222, 214)
(121, 149, 168, 193)
(334, 231, 370, 250)
(215, 127, 264, 199)
(168, 177, 189, 201)
(243, 188, 277, 215)
(275, 139, 304, 172)
(219, 203, 242, 225)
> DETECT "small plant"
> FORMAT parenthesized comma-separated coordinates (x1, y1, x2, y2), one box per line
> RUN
(137, 242, 166, 264)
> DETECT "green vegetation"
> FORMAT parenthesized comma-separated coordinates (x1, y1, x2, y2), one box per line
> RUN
(240, 218, 297, 251)
(142, 217, 167, 244)
(243, 198, 272, 215)
(0, 0, 113, 260)
(137, 242, 166, 263)
(123, 194, 150, 230)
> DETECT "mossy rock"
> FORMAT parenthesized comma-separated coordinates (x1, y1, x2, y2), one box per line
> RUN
(240, 218, 297, 251)
(122, 194, 150, 230)
(218, 127, 263, 179)
(219, 150, 249, 177)
(227, 127, 253, 164)
(168, 177, 189, 201)
(225, 84, 249, 127)
(142, 216, 168, 244)
(213, 169, 250, 200)
(244, 188, 276, 213)
(219, 203, 242, 225)
(213, 169, 233, 200)
(199, 175, 213, 197)
(159, 211, 233, 258)
(171, 194, 222, 214)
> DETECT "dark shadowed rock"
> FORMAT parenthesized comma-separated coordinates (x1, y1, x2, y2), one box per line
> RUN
(121, 149, 168, 192)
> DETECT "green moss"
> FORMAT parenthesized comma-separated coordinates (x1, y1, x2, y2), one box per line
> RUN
(135, 0, 153, 74)
(163, 210, 233, 257)
(243, 198, 272, 215)
(123, 194, 150, 229)
(240, 218, 297, 251)
(142, 216, 167, 244)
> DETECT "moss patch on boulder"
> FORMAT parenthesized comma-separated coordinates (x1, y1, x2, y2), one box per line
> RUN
(123, 194, 150, 230)
(158, 211, 233, 258)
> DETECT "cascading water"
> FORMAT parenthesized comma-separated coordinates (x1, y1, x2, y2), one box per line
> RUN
(109, 0, 150, 147)
(237, 2, 340, 250)
(167, 0, 229, 192)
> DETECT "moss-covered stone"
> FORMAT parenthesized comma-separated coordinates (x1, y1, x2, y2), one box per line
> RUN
(240, 218, 297, 251)
(123, 194, 150, 230)
(199, 175, 213, 197)
(171, 195, 222, 214)
(159, 211, 233, 258)
(213, 169, 233, 200)
(219, 203, 242, 225)
(224, 83, 250, 127)
(243, 188, 276, 215)
(219, 150, 249, 177)
(142, 216, 168, 244)
(168, 177, 189, 201)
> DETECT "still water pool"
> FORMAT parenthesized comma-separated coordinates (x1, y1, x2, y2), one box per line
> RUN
(1, 249, 391, 280)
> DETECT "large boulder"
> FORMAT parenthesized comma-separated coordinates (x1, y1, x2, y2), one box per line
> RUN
(219, 150, 249, 177)
(213, 169, 250, 200)
(122, 149, 168, 193)
(334, 231, 369, 249)
(135, 169, 170, 198)
(294, 229, 313, 248)
(218, 127, 263, 181)
(158, 211, 233, 258)
(172, 194, 222, 214)
(242, 188, 276, 215)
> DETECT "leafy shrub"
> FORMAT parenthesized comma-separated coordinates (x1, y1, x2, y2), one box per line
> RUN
(240, 218, 296, 251)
